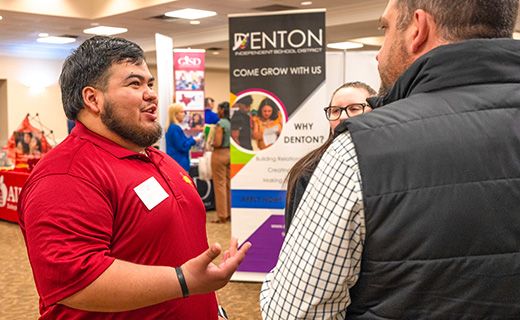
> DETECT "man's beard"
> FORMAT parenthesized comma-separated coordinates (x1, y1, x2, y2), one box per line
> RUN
(101, 99, 163, 148)
(378, 36, 412, 97)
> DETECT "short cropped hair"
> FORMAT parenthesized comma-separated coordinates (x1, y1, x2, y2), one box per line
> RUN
(395, 0, 519, 41)
(59, 36, 146, 120)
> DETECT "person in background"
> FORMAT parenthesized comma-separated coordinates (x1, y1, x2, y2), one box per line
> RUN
(18, 35, 250, 319)
(230, 95, 253, 150)
(190, 112, 204, 130)
(261, 0, 520, 318)
(67, 119, 76, 134)
(165, 103, 202, 172)
(211, 102, 231, 224)
(204, 97, 219, 125)
(16, 132, 32, 154)
(252, 98, 283, 150)
(284, 82, 376, 233)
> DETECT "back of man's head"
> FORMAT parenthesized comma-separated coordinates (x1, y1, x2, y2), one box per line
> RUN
(236, 95, 253, 107)
(205, 97, 214, 109)
(59, 36, 145, 120)
(395, 0, 519, 41)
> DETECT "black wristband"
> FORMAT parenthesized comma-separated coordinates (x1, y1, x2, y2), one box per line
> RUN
(175, 266, 190, 298)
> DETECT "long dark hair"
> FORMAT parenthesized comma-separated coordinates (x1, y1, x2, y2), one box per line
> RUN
(285, 82, 376, 209)
(218, 101, 230, 119)
(258, 98, 279, 121)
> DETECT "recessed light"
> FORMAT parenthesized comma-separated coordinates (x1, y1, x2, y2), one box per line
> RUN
(301, 1, 313, 5)
(30, 85, 45, 94)
(349, 36, 385, 47)
(0, 16, 3, 21)
(212, 51, 220, 55)
(83, 26, 128, 36)
(327, 41, 364, 50)
(37, 36, 76, 44)
(38, 33, 49, 38)
(165, 9, 216, 20)
(513, 32, 520, 40)
(189, 20, 201, 25)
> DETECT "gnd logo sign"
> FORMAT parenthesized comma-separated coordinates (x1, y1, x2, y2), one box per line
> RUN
(177, 55, 202, 67)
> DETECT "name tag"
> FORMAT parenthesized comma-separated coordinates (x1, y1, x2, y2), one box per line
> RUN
(134, 177, 169, 210)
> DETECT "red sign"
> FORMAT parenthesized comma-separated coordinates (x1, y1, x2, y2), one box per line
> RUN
(173, 49, 206, 160)
(174, 50, 205, 71)
(0, 170, 29, 223)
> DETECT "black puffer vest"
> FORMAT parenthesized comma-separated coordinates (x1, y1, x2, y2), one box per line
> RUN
(338, 39, 520, 319)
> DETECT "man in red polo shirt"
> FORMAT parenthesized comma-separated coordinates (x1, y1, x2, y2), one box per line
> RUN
(18, 35, 250, 319)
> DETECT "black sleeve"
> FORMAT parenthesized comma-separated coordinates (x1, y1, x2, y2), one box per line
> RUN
(284, 172, 312, 234)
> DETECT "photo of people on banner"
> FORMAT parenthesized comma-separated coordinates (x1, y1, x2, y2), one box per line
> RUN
(230, 91, 286, 152)
(2, 115, 53, 171)
(172, 49, 206, 159)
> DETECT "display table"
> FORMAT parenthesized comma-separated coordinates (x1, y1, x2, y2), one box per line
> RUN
(0, 170, 30, 223)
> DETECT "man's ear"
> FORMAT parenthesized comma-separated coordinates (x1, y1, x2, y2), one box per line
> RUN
(82, 86, 102, 114)
(410, 9, 435, 54)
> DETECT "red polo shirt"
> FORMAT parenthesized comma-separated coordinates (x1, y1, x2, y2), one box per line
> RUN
(18, 122, 217, 319)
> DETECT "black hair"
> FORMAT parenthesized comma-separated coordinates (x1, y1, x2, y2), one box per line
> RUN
(236, 95, 253, 107)
(218, 101, 230, 119)
(59, 35, 146, 120)
(258, 98, 279, 121)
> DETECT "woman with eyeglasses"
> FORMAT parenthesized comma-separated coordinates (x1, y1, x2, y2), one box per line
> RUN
(284, 81, 376, 233)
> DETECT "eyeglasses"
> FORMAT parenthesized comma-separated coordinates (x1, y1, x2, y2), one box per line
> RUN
(324, 103, 368, 121)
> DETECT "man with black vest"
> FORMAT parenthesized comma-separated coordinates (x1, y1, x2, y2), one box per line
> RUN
(261, 0, 520, 318)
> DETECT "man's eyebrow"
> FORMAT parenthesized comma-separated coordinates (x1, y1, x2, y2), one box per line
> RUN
(125, 74, 155, 82)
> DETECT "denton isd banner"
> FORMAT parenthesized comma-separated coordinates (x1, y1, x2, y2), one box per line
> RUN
(229, 9, 327, 281)
(173, 49, 205, 159)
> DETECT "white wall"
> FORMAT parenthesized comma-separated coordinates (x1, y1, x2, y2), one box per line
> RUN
(204, 68, 230, 108)
(0, 55, 67, 146)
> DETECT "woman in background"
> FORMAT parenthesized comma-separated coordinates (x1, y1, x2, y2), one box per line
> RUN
(252, 98, 283, 150)
(211, 102, 231, 223)
(284, 82, 376, 233)
(165, 103, 201, 172)
(190, 112, 204, 130)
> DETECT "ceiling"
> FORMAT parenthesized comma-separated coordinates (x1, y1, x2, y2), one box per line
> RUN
(1, 0, 519, 69)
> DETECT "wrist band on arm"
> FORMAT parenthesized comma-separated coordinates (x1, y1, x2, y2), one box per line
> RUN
(175, 266, 190, 298)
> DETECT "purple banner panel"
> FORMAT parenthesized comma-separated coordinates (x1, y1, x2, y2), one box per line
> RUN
(237, 215, 285, 273)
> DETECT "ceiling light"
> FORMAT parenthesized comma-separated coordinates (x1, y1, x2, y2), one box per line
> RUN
(349, 36, 384, 47)
(30, 85, 45, 94)
(513, 32, 520, 40)
(165, 9, 216, 20)
(189, 20, 201, 25)
(83, 26, 128, 36)
(38, 33, 49, 38)
(301, 1, 313, 5)
(212, 51, 220, 55)
(0, 16, 3, 21)
(37, 36, 76, 44)
(327, 41, 364, 50)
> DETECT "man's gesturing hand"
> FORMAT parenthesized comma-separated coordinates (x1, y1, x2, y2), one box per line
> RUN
(182, 237, 251, 295)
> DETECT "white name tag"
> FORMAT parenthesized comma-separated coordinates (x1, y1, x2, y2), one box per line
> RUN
(134, 177, 169, 210)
